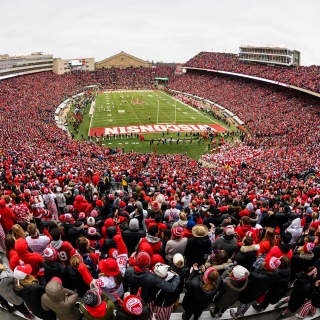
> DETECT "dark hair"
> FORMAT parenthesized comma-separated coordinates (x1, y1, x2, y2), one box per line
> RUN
(154, 213, 163, 223)
(148, 225, 158, 236)
(243, 235, 253, 246)
(50, 227, 61, 241)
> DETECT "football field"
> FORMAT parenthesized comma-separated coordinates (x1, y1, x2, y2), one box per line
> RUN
(88, 90, 227, 137)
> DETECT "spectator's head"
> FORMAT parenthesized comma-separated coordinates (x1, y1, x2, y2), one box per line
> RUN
(27, 223, 38, 237)
(280, 232, 292, 244)
(173, 253, 185, 268)
(50, 227, 61, 241)
(76, 237, 90, 255)
(148, 225, 158, 237)
(129, 218, 140, 231)
(12, 224, 26, 240)
(83, 289, 102, 307)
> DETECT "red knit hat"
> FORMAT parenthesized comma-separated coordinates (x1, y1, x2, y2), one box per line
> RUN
(64, 213, 73, 223)
(171, 227, 183, 238)
(265, 256, 281, 271)
(114, 287, 143, 315)
(109, 248, 118, 259)
(98, 258, 120, 276)
(119, 201, 126, 208)
(96, 200, 103, 207)
(88, 227, 97, 236)
(123, 293, 143, 315)
(170, 200, 177, 208)
(136, 251, 151, 269)
(43, 246, 59, 262)
(151, 201, 160, 210)
(304, 242, 315, 253)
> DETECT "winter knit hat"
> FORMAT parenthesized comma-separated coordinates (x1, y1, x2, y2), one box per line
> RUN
(232, 265, 249, 280)
(151, 201, 160, 211)
(171, 227, 183, 238)
(109, 248, 118, 259)
(153, 263, 169, 278)
(170, 200, 177, 208)
(224, 225, 235, 236)
(123, 294, 143, 315)
(64, 213, 73, 223)
(136, 250, 151, 269)
(265, 256, 281, 271)
(96, 200, 103, 207)
(43, 246, 59, 262)
(114, 287, 143, 316)
(173, 253, 185, 267)
(83, 289, 102, 307)
(304, 242, 315, 253)
(203, 267, 218, 283)
(88, 227, 97, 236)
(87, 217, 95, 227)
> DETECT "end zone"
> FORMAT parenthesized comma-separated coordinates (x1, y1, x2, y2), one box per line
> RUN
(89, 123, 226, 137)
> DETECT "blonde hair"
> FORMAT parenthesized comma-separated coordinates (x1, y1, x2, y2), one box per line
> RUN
(70, 255, 82, 269)
(15, 275, 38, 290)
(12, 224, 27, 240)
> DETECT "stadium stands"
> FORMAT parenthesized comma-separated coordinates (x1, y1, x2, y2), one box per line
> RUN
(0, 58, 320, 320)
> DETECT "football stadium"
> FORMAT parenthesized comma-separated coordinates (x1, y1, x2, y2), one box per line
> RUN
(1, 3, 320, 320)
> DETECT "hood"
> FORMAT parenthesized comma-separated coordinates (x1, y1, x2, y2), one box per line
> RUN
(45, 279, 64, 302)
(289, 217, 302, 229)
(50, 240, 63, 250)
(15, 238, 29, 254)
(240, 244, 260, 253)
(0, 199, 6, 208)
(225, 277, 248, 292)
(146, 235, 161, 244)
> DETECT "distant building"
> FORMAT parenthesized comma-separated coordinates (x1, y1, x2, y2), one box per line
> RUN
(95, 51, 151, 69)
(238, 45, 300, 67)
(53, 58, 95, 74)
(0, 52, 53, 80)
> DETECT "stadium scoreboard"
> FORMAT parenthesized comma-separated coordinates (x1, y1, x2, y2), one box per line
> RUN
(238, 45, 300, 67)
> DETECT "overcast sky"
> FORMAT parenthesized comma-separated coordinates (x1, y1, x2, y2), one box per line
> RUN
(1, 0, 319, 66)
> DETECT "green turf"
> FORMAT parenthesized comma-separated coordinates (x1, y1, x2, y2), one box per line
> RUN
(68, 90, 239, 160)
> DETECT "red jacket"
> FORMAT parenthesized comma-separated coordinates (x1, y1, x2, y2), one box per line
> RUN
(0, 199, 16, 232)
(10, 238, 44, 277)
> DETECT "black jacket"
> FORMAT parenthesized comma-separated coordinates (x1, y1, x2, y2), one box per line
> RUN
(182, 269, 222, 314)
(122, 228, 146, 254)
(124, 267, 180, 303)
(185, 235, 211, 267)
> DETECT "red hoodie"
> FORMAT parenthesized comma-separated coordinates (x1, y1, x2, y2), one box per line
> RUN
(0, 199, 16, 232)
(10, 238, 44, 277)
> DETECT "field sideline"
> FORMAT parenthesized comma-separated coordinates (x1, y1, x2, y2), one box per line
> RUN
(88, 90, 227, 137)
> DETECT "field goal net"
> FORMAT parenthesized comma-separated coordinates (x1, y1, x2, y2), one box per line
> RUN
(156, 98, 177, 125)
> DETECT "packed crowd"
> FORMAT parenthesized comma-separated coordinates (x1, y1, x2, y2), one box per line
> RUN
(185, 52, 320, 94)
(169, 69, 320, 180)
(0, 60, 320, 320)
